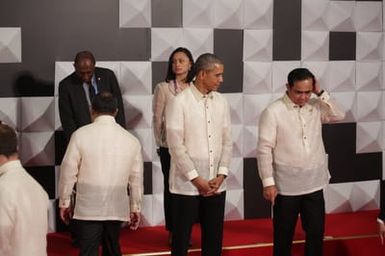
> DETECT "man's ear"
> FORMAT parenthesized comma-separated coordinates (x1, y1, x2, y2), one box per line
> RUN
(312, 78, 317, 91)
(90, 108, 97, 121)
(0, 154, 7, 166)
(197, 70, 206, 80)
(286, 83, 290, 90)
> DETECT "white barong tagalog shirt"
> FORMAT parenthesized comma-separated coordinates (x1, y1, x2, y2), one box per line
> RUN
(0, 160, 49, 256)
(166, 85, 233, 195)
(257, 91, 345, 195)
(59, 115, 143, 221)
(152, 81, 191, 148)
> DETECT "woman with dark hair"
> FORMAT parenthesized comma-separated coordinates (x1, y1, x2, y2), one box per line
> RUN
(152, 47, 194, 245)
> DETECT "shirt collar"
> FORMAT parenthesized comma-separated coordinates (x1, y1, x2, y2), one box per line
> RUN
(82, 74, 97, 88)
(91, 74, 96, 86)
(0, 159, 22, 176)
(93, 115, 116, 124)
(282, 92, 312, 111)
(191, 83, 214, 102)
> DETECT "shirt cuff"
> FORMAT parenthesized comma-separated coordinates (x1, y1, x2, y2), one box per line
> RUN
(218, 166, 229, 176)
(130, 204, 141, 213)
(377, 218, 384, 225)
(318, 90, 330, 102)
(262, 177, 275, 187)
(186, 169, 199, 181)
(59, 199, 71, 208)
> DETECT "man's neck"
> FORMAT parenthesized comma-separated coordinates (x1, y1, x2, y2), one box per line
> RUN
(0, 154, 18, 167)
(194, 81, 209, 95)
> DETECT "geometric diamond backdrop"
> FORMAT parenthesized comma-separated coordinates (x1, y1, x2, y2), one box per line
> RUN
(0, 0, 383, 232)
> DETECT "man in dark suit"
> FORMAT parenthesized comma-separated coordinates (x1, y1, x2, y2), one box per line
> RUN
(59, 50, 126, 143)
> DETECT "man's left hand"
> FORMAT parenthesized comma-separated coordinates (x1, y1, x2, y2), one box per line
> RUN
(59, 207, 72, 225)
(129, 212, 141, 230)
(206, 175, 225, 196)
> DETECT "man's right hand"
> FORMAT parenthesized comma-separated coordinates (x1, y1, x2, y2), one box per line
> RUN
(60, 207, 73, 225)
(263, 185, 278, 205)
(379, 222, 385, 244)
(129, 212, 141, 230)
(191, 176, 213, 196)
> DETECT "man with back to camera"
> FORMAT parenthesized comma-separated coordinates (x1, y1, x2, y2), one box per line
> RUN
(166, 53, 233, 256)
(58, 50, 126, 143)
(0, 122, 49, 256)
(257, 68, 345, 256)
(58, 91, 143, 256)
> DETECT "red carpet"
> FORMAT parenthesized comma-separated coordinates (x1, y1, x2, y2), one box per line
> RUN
(47, 210, 384, 256)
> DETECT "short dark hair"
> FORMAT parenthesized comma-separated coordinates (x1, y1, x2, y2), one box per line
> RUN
(91, 91, 118, 115)
(0, 123, 18, 157)
(287, 68, 315, 88)
(194, 53, 223, 75)
(165, 47, 195, 83)
(74, 51, 96, 65)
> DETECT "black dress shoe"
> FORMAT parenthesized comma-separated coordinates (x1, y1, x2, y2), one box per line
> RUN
(168, 232, 172, 246)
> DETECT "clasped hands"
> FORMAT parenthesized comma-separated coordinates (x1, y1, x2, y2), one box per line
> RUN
(192, 175, 225, 197)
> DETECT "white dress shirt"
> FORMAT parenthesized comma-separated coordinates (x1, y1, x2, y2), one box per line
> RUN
(257, 91, 345, 195)
(59, 115, 143, 221)
(166, 85, 233, 195)
(0, 160, 49, 256)
(152, 80, 191, 148)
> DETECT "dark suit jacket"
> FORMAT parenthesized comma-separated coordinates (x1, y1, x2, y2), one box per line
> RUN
(58, 67, 126, 143)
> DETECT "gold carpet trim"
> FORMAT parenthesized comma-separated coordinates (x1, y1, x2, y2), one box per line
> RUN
(122, 233, 378, 256)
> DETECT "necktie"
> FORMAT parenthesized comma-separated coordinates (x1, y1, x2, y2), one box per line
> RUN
(88, 84, 96, 102)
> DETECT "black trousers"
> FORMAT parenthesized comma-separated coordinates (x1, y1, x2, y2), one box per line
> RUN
(74, 219, 122, 256)
(273, 189, 325, 256)
(171, 192, 226, 256)
(159, 147, 172, 231)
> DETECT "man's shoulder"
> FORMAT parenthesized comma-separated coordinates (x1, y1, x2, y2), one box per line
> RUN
(71, 121, 95, 135)
(259, 97, 286, 119)
(124, 130, 141, 146)
(0, 167, 25, 191)
(174, 86, 192, 100)
(212, 91, 227, 100)
(59, 72, 77, 87)
(95, 66, 115, 76)
(102, 124, 142, 149)
(266, 97, 284, 109)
